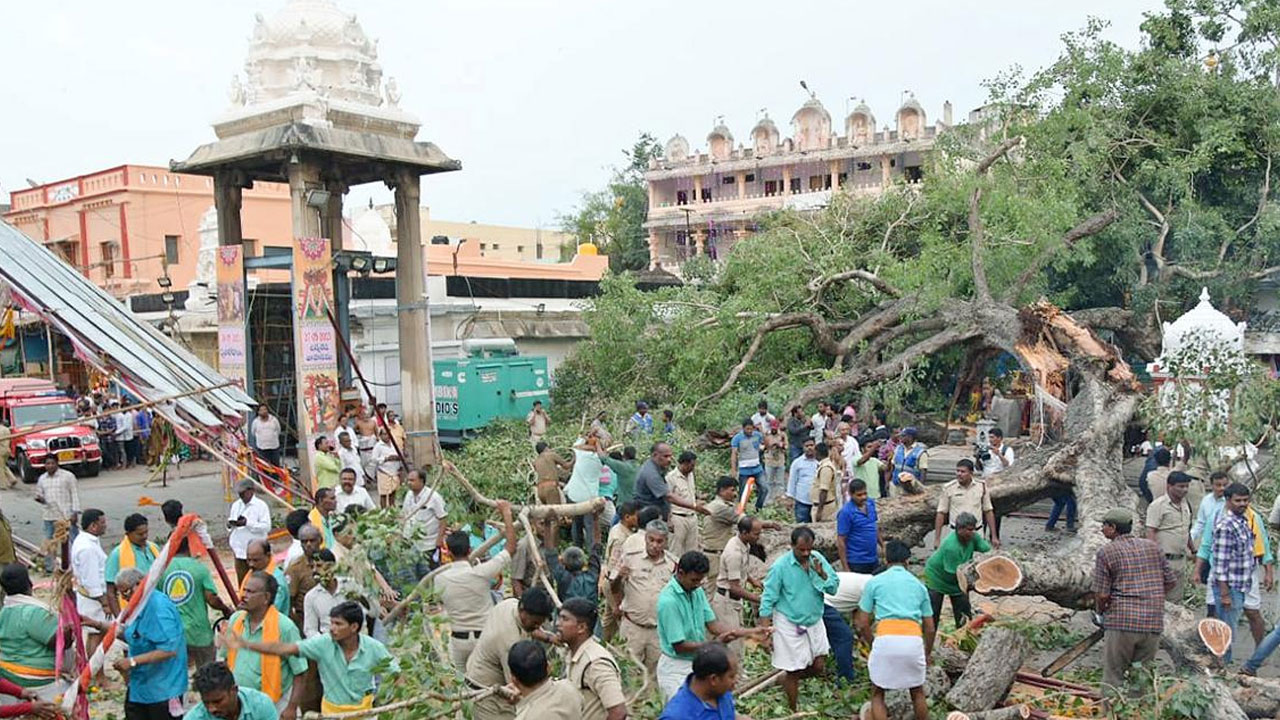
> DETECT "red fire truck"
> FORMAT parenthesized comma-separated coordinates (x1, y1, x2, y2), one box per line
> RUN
(0, 379, 102, 482)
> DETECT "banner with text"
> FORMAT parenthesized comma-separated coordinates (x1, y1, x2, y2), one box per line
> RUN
(292, 237, 340, 447)
(215, 245, 246, 384)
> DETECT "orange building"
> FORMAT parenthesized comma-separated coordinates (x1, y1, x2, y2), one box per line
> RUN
(3, 165, 292, 298)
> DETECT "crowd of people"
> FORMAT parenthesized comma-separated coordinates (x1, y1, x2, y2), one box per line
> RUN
(7, 395, 1279, 720)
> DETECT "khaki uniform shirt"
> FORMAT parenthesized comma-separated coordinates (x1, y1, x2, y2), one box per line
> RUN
(564, 638, 625, 720)
(532, 450, 566, 482)
(666, 468, 697, 518)
(515, 679, 583, 720)
(936, 479, 993, 527)
(716, 535, 751, 592)
(465, 598, 530, 687)
(1147, 467, 1172, 501)
(603, 524, 634, 576)
(701, 497, 740, 553)
(284, 556, 316, 625)
(810, 459, 840, 505)
(609, 546, 675, 627)
(436, 549, 510, 632)
(1146, 495, 1192, 557)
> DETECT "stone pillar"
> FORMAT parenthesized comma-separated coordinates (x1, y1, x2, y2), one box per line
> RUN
(693, 175, 703, 203)
(880, 156, 892, 187)
(782, 167, 792, 194)
(391, 168, 441, 468)
(737, 172, 746, 199)
(830, 161, 840, 190)
(212, 171, 245, 247)
(648, 182, 656, 208)
(648, 231, 660, 270)
(694, 230, 706, 256)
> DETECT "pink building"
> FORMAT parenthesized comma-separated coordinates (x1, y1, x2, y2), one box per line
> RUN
(4, 165, 292, 298)
(645, 93, 953, 271)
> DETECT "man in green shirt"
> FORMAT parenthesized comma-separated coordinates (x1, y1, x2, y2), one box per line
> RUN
(222, 571, 307, 716)
(225, 600, 399, 713)
(602, 448, 638, 507)
(853, 437, 886, 500)
(0, 564, 69, 698)
(759, 527, 840, 711)
(923, 512, 990, 633)
(163, 538, 235, 669)
(184, 661, 280, 720)
(312, 437, 342, 491)
(654, 551, 753, 702)
(856, 540, 934, 720)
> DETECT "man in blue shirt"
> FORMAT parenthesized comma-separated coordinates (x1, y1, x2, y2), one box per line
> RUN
(729, 419, 766, 510)
(785, 440, 819, 523)
(836, 479, 882, 574)
(660, 643, 754, 720)
(113, 567, 188, 720)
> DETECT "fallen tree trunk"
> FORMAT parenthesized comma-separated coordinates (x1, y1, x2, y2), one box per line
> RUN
(946, 627, 1029, 711)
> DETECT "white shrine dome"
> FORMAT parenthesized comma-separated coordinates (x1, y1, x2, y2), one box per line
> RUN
(347, 206, 395, 257)
(1160, 287, 1246, 356)
(239, 0, 385, 108)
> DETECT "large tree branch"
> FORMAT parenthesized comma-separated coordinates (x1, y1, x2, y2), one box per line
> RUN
(806, 269, 900, 304)
(1115, 171, 1171, 284)
(1003, 209, 1120, 302)
(1223, 154, 1271, 264)
(977, 136, 1024, 174)
(969, 187, 991, 301)
(787, 324, 982, 411)
(855, 316, 951, 363)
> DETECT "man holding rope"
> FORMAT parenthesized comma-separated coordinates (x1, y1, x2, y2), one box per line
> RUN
(438, 500, 518, 674)
(464, 587, 557, 720)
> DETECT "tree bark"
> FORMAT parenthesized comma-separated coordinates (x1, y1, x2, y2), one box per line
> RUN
(946, 627, 1030, 711)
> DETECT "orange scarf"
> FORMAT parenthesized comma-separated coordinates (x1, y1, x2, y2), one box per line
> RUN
(238, 559, 277, 596)
(118, 539, 159, 570)
(228, 607, 283, 701)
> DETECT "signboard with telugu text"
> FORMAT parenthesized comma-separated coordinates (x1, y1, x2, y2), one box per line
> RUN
(292, 237, 340, 448)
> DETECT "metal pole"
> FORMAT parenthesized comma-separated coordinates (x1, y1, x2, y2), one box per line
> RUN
(45, 325, 54, 382)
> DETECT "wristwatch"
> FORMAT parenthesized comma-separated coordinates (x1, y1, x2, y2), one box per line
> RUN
(129, 657, 137, 669)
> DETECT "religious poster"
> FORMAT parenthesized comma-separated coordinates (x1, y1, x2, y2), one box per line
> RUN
(215, 245, 246, 384)
(292, 237, 340, 446)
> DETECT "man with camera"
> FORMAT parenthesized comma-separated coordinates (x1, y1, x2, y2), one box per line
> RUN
(977, 428, 1014, 478)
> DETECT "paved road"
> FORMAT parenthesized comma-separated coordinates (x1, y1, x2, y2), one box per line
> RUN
(2, 460, 239, 548)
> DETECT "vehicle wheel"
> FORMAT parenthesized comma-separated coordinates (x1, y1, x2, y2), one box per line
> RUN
(18, 452, 38, 484)
(83, 460, 101, 478)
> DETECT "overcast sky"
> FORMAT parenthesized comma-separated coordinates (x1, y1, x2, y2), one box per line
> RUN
(1, 0, 1165, 230)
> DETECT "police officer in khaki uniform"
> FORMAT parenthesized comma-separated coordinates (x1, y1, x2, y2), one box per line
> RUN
(608, 519, 676, 683)
(1145, 471, 1195, 601)
(559, 597, 627, 720)
(465, 588, 558, 720)
(437, 500, 518, 673)
(933, 459, 999, 549)
(701, 477, 742, 592)
(666, 451, 704, 557)
(509, 640, 583, 720)
(713, 515, 767, 657)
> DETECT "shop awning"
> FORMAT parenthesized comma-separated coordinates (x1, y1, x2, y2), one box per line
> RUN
(0, 220, 255, 433)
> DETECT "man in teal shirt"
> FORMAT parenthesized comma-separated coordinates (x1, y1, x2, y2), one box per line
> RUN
(759, 527, 840, 711)
(164, 539, 235, 670)
(226, 600, 399, 713)
(855, 540, 934, 720)
(184, 661, 279, 720)
(655, 551, 754, 702)
(923, 512, 990, 630)
(602, 447, 639, 508)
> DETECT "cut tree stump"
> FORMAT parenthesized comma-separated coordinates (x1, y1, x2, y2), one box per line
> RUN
(971, 556, 1023, 593)
(946, 627, 1029, 712)
(1198, 617, 1232, 657)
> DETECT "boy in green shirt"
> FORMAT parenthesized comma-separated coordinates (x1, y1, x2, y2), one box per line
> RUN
(163, 539, 235, 669)
(923, 512, 990, 630)
(185, 661, 279, 720)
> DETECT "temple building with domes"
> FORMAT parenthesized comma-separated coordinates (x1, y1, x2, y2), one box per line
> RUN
(644, 92, 952, 271)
